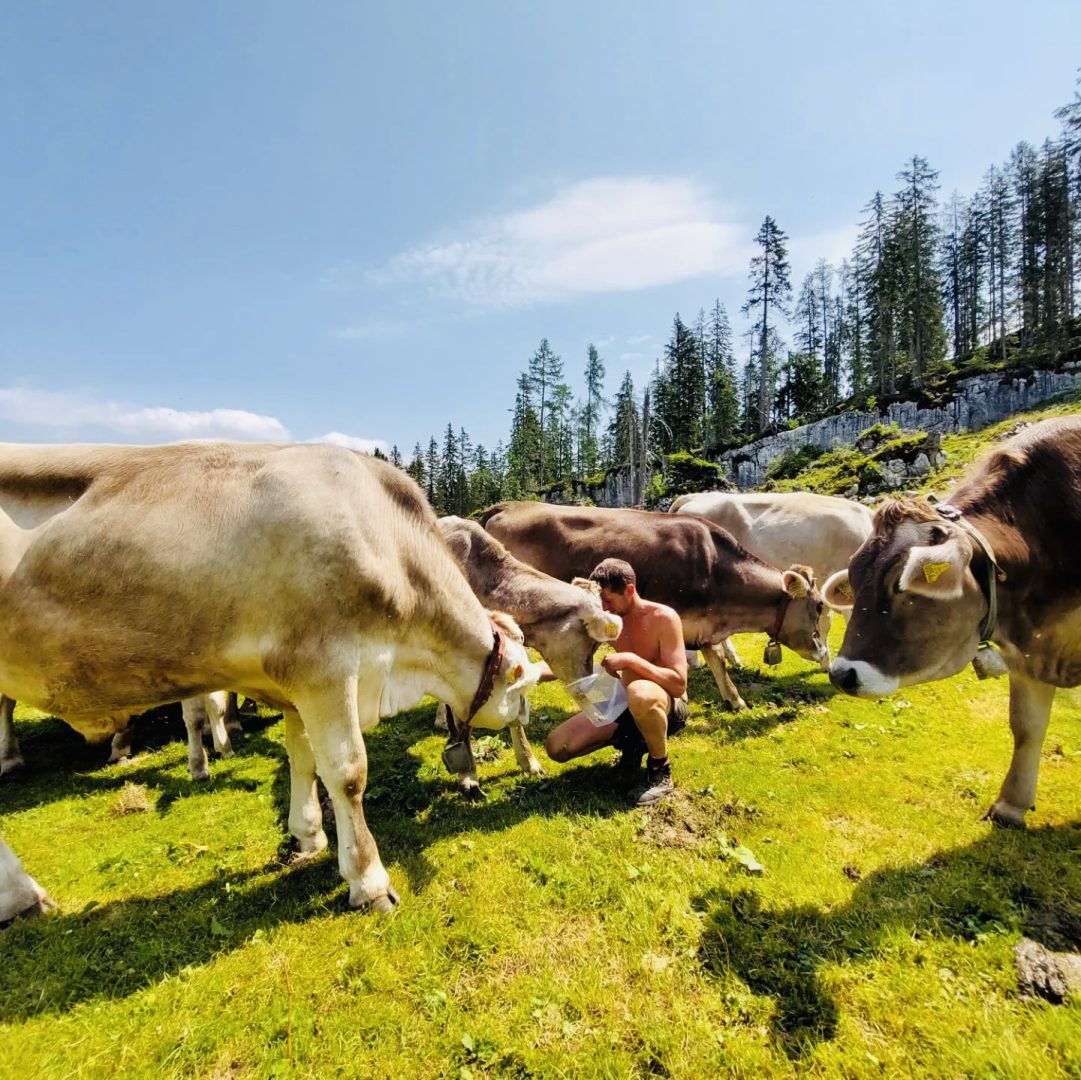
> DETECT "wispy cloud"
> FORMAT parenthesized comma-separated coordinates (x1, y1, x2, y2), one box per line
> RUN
(312, 431, 390, 455)
(371, 177, 751, 307)
(626, 334, 654, 346)
(0, 387, 290, 441)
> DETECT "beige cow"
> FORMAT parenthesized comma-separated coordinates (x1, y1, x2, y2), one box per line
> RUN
(0, 441, 544, 917)
(436, 516, 622, 792)
(0, 834, 53, 925)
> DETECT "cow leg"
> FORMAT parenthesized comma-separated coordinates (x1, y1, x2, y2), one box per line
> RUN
(702, 643, 748, 710)
(223, 691, 244, 735)
(987, 673, 1056, 828)
(722, 638, 742, 667)
(203, 693, 234, 758)
(0, 695, 24, 775)
(180, 697, 212, 781)
(295, 683, 396, 912)
(108, 720, 137, 763)
(0, 835, 54, 924)
(685, 648, 703, 669)
(433, 701, 450, 732)
(510, 698, 544, 777)
(282, 708, 327, 857)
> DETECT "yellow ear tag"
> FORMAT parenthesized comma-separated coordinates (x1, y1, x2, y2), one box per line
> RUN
(923, 561, 950, 584)
(605, 621, 619, 638)
(838, 579, 855, 601)
(506, 663, 524, 685)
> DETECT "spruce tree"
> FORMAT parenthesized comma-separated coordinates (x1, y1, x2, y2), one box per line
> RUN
(742, 216, 793, 432)
(704, 300, 739, 450)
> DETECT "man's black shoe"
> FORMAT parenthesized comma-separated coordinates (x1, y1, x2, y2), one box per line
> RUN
(626, 757, 674, 807)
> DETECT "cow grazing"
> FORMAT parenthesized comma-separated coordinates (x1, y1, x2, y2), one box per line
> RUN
(0, 441, 545, 911)
(478, 501, 828, 710)
(436, 516, 622, 790)
(0, 691, 236, 781)
(823, 417, 1081, 827)
(670, 490, 873, 655)
(0, 834, 53, 925)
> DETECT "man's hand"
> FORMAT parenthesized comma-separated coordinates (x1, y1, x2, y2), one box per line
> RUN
(601, 652, 637, 676)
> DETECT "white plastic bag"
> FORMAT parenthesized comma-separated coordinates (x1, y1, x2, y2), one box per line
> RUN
(566, 671, 628, 726)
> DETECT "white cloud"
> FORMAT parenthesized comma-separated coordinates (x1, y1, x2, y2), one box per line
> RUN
(313, 431, 390, 455)
(0, 387, 289, 441)
(626, 334, 654, 345)
(373, 177, 751, 307)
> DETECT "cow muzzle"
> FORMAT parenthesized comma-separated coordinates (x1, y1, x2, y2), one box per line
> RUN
(829, 658, 899, 698)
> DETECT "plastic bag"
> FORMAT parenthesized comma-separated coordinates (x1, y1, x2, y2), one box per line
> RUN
(566, 671, 628, 726)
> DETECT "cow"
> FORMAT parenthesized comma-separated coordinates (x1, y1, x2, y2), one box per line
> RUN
(0, 441, 545, 912)
(670, 491, 873, 657)
(0, 691, 237, 781)
(435, 516, 623, 791)
(478, 501, 828, 710)
(823, 416, 1081, 828)
(0, 834, 53, 925)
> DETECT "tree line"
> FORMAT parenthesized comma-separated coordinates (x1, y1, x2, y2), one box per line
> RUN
(383, 75, 1081, 516)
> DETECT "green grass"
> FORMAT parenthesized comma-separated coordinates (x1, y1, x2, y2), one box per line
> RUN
(1, 631, 1079, 1079)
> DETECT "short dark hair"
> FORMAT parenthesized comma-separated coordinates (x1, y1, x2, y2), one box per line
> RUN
(589, 557, 636, 593)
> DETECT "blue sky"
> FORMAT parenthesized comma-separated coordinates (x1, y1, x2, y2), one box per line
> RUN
(1, 2, 1078, 456)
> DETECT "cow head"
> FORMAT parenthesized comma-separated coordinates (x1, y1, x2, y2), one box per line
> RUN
(775, 565, 831, 670)
(471, 617, 548, 730)
(521, 579, 623, 683)
(824, 498, 986, 697)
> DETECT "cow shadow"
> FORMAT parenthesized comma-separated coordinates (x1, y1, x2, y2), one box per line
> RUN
(0, 708, 284, 815)
(694, 822, 1081, 1059)
(688, 662, 836, 744)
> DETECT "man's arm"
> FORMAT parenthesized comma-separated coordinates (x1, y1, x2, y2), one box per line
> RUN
(601, 608, 688, 699)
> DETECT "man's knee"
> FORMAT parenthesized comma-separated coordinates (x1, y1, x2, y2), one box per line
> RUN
(545, 731, 573, 763)
(625, 683, 668, 722)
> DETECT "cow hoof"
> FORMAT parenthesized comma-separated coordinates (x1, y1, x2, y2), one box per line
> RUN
(0, 757, 25, 777)
(191, 769, 211, 782)
(370, 888, 400, 914)
(724, 697, 748, 712)
(459, 781, 485, 801)
(985, 803, 1028, 829)
(220, 749, 235, 760)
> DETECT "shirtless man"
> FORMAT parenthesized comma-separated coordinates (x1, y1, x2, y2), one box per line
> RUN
(545, 558, 688, 806)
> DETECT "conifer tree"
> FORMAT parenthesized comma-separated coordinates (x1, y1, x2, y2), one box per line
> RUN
(742, 216, 792, 432)
(579, 343, 607, 477)
(704, 299, 739, 450)
(606, 371, 640, 469)
(655, 313, 706, 452)
(406, 442, 426, 488)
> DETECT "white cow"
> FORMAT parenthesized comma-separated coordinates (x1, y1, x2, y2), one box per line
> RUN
(0, 835, 53, 925)
(671, 490, 873, 670)
(0, 441, 544, 916)
(0, 691, 236, 781)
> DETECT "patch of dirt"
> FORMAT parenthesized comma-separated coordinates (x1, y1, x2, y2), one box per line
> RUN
(638, 791, 720, 850)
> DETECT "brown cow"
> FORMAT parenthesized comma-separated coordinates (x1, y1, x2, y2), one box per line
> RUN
(478, 501, 828, 709)
(823, 416, 1081, 827)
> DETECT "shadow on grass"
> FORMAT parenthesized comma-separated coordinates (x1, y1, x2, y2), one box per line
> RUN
(688, 662, 835, 744)
(695, 822, 1081, 1059)
(0, 708, 283, 815)
(0, 700, 652, 1021)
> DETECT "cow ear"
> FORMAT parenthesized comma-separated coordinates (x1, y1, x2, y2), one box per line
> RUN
(897, 535, 970, 600)
(782, 568, 811, 599)
(823, 569, 855, 611)
(504, 654, 545, 692)
(586, 610, 622, 642)
(571, 576, 600, 597)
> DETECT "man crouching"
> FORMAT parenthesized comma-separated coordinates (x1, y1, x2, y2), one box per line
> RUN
(545, 558, 688, 806)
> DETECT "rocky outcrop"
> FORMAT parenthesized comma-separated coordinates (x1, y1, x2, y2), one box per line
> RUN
(720, 366, 1081, 489)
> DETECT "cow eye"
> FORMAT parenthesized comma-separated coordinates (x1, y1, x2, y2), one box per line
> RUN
(816, 601, 823, 614)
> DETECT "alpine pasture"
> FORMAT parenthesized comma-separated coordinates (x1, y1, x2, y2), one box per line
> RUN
(2, 406, 1080, 1079)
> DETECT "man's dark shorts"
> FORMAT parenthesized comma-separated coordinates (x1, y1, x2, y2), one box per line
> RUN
(610, 696, 688, 756)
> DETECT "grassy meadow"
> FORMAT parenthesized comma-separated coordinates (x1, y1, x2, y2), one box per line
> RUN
(2, 401, 1081, 1079)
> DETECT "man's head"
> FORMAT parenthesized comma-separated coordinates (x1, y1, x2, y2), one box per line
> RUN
(589, 558, 637, 615)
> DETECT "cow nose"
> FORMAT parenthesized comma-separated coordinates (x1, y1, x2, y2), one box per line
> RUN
(829, 661, 860, 695)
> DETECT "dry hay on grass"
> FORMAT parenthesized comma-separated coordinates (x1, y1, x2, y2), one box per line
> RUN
(637, 790, 723, 850)
(109, 781, 151, 816)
